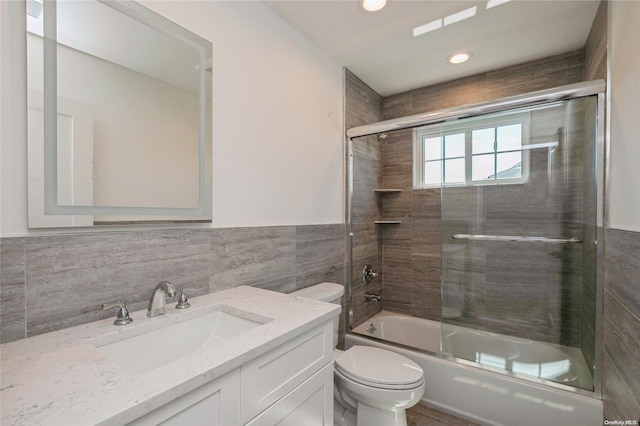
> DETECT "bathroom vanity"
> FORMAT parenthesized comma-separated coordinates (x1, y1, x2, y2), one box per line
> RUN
(0, 286, 339, 425)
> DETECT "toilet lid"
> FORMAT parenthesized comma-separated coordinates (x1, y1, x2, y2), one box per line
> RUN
(335, 346, 424, 387)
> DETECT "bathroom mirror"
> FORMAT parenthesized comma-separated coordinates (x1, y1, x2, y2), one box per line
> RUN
(26, 0, 212, 227)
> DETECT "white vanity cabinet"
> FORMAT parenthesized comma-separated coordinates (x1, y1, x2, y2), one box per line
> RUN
(244, 363, 333, 426)
(241, 321, 334, 425)
(128, 369, 241, 426)
(129, 321, 334, 426)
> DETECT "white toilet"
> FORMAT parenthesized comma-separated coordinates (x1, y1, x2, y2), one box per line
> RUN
(291, 283, 425, 426)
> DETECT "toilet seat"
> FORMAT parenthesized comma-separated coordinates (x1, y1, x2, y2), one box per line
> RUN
(335, 346, 424, 390)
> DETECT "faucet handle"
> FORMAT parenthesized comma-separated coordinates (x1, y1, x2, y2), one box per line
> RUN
(362, 264, 380, 284)
(102, 302, 133, 326)
(175, 288, 196, 309)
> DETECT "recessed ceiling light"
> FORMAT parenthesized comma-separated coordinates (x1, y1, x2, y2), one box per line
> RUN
(362, 0, 387, 13)
(447, 52, 472, 64)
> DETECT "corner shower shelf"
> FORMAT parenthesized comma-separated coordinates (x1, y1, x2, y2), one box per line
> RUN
(374, 190, 402, 224)
(375, 190, 402, 224)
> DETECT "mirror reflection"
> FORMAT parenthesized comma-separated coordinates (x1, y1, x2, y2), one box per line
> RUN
(26, 0, 212, 227)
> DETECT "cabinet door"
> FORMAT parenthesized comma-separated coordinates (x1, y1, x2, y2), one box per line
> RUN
(241, 322, 333, 422)
(245, 362, 333, 426)
(128, 369, 241, 426)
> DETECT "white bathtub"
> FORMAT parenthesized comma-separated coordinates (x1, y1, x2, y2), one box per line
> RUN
(348, 311, 603, 426)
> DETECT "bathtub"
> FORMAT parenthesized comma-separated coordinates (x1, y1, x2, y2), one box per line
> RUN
(347, 311, 602, 426)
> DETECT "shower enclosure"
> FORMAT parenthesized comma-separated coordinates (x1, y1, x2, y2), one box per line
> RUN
(346, 81, 605, 395)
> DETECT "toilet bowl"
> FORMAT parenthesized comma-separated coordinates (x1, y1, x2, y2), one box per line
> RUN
(291, 283, 425, 426)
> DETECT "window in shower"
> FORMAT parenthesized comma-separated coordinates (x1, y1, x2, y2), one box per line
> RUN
(414, 113, 530, 188)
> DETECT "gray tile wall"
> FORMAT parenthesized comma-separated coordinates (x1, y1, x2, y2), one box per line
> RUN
(383, 50, 585, 121)
(345, 69, 384, 329)
(585, 0, 608, 82)
(0, 238, 26, 341)
(0, 224, 345, 343)
(603, 228, 640, 419)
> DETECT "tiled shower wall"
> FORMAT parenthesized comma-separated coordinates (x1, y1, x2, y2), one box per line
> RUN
(345, 69, 384, 328)
(603, 229, 640, 419)
(0, 224, 345, 344)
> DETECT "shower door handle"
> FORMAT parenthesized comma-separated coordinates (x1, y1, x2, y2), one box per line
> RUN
(452, 234, 582, 244)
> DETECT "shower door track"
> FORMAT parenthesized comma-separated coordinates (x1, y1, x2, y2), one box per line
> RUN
(346, 80, 605, 138)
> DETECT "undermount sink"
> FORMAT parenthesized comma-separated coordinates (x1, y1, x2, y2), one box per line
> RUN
(91, 306, 270, 374)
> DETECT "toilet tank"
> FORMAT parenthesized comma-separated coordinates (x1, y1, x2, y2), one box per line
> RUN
(290, 282, 344, 347)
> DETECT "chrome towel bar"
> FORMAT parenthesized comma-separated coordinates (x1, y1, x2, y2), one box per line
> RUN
(452, 234, 582, 244)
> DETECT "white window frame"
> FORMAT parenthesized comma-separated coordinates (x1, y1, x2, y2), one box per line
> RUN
(414, 113, 531, 189)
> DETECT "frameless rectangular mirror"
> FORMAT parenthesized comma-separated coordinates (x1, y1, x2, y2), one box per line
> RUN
(26, 0, 212, 227)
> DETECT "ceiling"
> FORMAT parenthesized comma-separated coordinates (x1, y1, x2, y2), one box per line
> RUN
(263, 0, 600, 97)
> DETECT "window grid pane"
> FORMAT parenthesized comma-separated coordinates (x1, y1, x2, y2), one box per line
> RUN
(444, 133, 465, 158)
(472, 154, 495, 181)
(472, 128, 494, 154)
(416, 118, 526, 187)
(444, 158, 465, 183)
(496, 152, 522, 179)
(424, 160, 442, 185)
(496, 124, 522, 152)
(424, 136, 442, 161)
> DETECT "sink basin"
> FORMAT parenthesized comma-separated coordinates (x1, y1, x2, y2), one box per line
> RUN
(91, 306, 269, 374)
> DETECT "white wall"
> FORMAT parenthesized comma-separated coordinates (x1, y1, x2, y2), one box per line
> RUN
(609, 1, 640, 232)
(140, 1, 345, 228)
(0, 1, 345, 236)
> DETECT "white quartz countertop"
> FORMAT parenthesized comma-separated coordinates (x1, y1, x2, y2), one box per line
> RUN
(0, 286, 340, 425)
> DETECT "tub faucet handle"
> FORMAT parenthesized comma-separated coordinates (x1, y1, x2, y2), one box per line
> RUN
(362, 264, 380, 284)
(102, 301, 133, 326)
(175, 288, 196, 309)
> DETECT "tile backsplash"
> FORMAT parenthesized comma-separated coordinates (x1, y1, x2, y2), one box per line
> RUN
(0, 224, 345, 343)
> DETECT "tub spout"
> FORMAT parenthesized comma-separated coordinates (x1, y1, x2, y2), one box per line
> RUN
(365, 292, 382, 302)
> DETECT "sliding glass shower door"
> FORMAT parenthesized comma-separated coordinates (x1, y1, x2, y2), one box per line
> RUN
(438, 96, 599, 391)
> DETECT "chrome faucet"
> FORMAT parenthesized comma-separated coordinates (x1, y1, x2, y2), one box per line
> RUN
(147, 281, 177, 318)
(365, 292, 382, 302)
